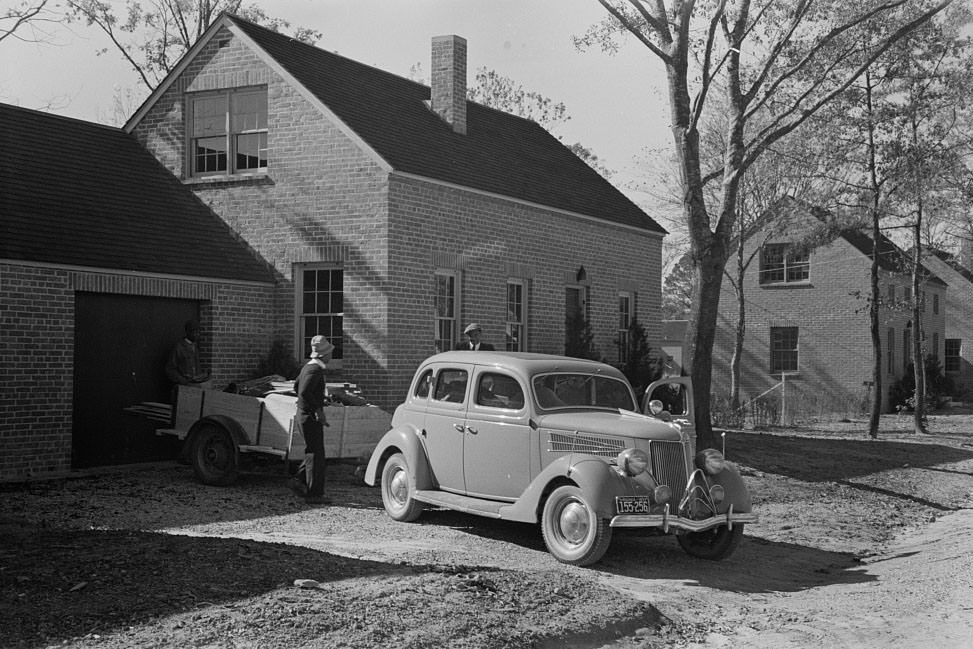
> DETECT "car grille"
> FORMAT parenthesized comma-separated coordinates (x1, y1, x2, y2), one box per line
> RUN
(547, 430, 626, 457)
(651, 440, 688, 496)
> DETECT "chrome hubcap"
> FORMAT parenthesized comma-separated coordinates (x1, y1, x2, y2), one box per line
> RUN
(558, 500, 590, 545)
(389, 469, 408, 505)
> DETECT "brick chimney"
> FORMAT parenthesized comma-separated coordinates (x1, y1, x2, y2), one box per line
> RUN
(431, 35, 467, 134)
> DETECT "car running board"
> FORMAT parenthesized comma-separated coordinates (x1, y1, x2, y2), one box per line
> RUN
(414, 490, 505, 518)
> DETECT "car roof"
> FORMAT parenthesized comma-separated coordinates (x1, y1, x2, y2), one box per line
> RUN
(421, 351, 628, 380)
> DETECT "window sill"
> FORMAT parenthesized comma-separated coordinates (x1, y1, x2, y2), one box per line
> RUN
(184, 172, 272, 187)
(759, 281, 812, 288)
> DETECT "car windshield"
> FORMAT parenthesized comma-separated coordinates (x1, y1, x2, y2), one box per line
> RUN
(532, 372, 636, 411)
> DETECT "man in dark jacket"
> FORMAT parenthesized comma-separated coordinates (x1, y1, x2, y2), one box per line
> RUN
(291, 335, 334, 504)
(455, 323, 495, 351)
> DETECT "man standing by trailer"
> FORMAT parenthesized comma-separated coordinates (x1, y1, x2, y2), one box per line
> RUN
(292, 335, 334, 505)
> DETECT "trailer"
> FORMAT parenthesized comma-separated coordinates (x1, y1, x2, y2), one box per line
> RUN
(156, 385, 392, 486)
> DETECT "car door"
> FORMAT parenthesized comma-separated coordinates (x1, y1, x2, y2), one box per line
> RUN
(463, 370, 532, 500)
(422, 363, 472, 493)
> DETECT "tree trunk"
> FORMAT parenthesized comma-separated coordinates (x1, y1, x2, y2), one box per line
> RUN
(730, 236, 745, 412)
(864, 68, 882, 439)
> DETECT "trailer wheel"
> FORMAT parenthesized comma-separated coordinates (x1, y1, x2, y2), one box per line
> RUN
(191, 424, 239, 486)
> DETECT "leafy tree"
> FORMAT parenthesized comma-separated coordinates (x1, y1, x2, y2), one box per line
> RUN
(65, 0, 321, 91)
(577, 0, 953, 449)
(661, 254, 693, 320)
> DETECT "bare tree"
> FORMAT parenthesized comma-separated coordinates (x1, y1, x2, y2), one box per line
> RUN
(65, 0, 321, 91)
(577, 0, 953, 448)
(1, 0, 58, 44)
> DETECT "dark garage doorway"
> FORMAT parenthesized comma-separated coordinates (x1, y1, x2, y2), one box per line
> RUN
(73, 292, 201, 469)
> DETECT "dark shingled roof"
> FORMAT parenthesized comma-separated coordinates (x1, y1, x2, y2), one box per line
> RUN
(228, 16, 664, 234)
(0, 104, 275, 283)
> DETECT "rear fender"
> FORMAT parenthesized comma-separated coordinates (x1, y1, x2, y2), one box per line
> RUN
(364, 426, 434, 490)
(499, 455, 633, 524)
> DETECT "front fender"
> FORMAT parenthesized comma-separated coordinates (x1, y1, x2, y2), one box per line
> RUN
(707, 461, 752, 513)
(363, 426, 434, 490)
(499, 454, 650, 524)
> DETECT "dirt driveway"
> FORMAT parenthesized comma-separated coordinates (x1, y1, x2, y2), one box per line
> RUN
(2, 413, 972, 648)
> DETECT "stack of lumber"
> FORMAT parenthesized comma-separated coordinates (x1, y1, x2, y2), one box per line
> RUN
(123, 402, 172, 423)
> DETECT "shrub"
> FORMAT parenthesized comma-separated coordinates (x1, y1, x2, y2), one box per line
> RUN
(890, 356, 956, 411)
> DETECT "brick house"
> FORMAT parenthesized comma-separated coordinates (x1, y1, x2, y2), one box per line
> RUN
(1, 104, 277, 481)
(920, 245, 973, 398)
(124, 15, 666, 411)
(711, 198, 946, 419)
(1, 16, 665, 481)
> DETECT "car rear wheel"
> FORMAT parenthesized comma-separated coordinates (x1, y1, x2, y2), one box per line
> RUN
(381, 453, 424, 522)
(191, 424, 239, 486)
(677, 523, 744, 560)
(541, 485, 612, 566)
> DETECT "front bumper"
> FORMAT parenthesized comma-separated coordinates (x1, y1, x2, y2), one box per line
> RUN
(609, 504, 758, 532)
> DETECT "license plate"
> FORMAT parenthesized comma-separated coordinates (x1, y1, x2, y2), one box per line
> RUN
(615, 496, 651, 514)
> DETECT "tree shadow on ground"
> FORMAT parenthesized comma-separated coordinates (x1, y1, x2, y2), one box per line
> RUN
(0, 528, 416, 649)
(728, 432, 973, 483)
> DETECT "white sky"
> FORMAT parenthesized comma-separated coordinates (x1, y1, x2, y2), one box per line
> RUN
(1, 0, 675, 214)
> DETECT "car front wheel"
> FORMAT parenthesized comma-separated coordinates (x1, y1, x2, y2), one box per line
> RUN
(677, 524, 744, 560)
(541, 485, 612, 566)
(381, 453, 424, 522)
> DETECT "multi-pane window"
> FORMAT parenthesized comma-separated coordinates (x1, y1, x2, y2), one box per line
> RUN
(435, 271, 459, 353)
(190, 89, 267, 177)
(770, 326, 799, 373)
(759, 244, 810, 284)
(932, 333, 939, 360)
(933, 293, 940, 315)
(505, 280, 526, 351)
(299, 267, 343, 361)
(945, 339, 961, 374)
(618, 292, 632, 363)
(887, 328, 895, 375)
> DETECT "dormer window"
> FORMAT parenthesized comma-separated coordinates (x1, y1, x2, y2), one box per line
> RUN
(759, 244, 810, 285)
(189, 88, 267, 177)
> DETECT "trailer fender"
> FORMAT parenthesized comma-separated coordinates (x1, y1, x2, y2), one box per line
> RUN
(364, 426, 434, 490)
(186, 415, 250, 451)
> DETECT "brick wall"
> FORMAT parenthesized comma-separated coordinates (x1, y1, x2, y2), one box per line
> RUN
(713, 235, 945, 419)
(0, 262, 274, 481)
(921, 254, 973, 398)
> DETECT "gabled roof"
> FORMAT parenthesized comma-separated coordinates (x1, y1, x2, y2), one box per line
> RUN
(770, 196, 945, 286)
(131, 14, 664, 235)
(0, 104, 275, 283)
(927, 247, 973, 284)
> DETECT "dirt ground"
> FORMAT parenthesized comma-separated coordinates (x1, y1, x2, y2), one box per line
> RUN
(2, 412, 972, 649)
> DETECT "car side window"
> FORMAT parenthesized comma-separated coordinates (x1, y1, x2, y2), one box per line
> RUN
(475, 373, 525, 409)
(649, 382, 686, 416)
(414, 369, 433, 398)
(433, 369, 468, 403)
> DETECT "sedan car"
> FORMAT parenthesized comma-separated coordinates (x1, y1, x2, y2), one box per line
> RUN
(364, 351, 755, 566)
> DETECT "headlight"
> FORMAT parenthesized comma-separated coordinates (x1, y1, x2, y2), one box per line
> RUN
(616, 448, 649, 476)
(694, 448, 726, 475)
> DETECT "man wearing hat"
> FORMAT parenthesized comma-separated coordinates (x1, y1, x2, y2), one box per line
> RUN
(291, 335, 335, 504)
(455, 323, 495, 351)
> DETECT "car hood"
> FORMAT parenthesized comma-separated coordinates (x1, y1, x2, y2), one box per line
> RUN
(536, 410, 683, 441)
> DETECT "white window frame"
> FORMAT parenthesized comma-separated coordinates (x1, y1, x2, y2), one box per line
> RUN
(188, 87, 268, 178)
(294, 264, 343, 369)
(759, 244, 810, 285)
(945, 339, 961, 374)
(770, 326, 799, 373)
(435, 270, 461, 353)
(505, 279, 528, 351)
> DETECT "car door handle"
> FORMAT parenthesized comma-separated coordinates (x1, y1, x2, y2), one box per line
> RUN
(466, 426, 478, 435)
(453, 423, 466, 432)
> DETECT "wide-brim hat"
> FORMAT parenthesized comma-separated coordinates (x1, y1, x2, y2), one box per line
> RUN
(309, 335, 335, 358)
(463, 323, 481, 335)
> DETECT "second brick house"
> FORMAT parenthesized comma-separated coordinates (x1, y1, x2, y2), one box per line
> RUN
(711, 198, 946, 419)
(125, 14, 666, 412)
